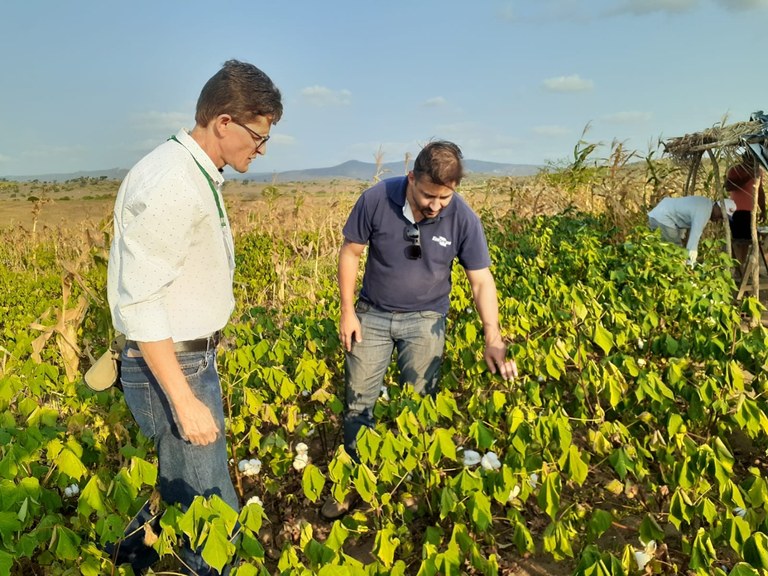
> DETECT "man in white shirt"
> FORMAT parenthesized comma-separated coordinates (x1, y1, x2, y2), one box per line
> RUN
(647, 196, 736, 265)
(107, 60, 282, 575)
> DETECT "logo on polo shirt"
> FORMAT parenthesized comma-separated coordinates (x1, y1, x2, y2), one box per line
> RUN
(431, 235, 452, 247)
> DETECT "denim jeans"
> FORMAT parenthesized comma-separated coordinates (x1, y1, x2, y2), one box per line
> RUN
(120, 348, 238, 575)
(343, 300, 446, 461)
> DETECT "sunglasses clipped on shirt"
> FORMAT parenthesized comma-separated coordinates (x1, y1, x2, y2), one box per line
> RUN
(405, 223, 421, 259)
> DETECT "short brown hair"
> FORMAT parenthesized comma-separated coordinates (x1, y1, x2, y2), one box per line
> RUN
(195, 59, 283, 127)
(413, 140, 464, 187)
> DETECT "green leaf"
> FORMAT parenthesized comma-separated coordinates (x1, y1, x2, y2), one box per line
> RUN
(428, 428, 457, 464)
(301, 464, 326, 502)
(587, 509, 613, 541)
(559, 444, 588, 485)
(129, 457, 158, 488)
(55, 446, 87, 481)
(52, 525, 81, 561)
(325, 521, 350, 552)
(639, 514, 664, 544)
(468, 420, 495, 450)
(729, 563, 761, 576)
(78, 477, 106, 515)
(201, 517, 235, 572)
(374, 523, 400, 568)
(537, 472, 561, 520)
(744, 532, 768, 568)
(689, 528, 716, 570)
(468, 491, 492, 531)
(593, 323, 614, 355)
(354, 464, 378, 503)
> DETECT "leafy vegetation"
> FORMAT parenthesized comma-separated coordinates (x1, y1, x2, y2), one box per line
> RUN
(1, 147, 768, 575)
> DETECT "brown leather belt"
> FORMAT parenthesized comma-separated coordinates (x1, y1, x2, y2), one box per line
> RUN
(125, 331, 221, 354)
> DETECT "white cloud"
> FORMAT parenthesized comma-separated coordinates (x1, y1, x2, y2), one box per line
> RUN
(601, 111, 653, 123)
(532, 125, 571, 136)
(0, 153, 12, 163)
(714, 0, 768, 10)
(133, 111, 190, 132)
(300, 86, 352, 107)
(607, 0, 698, 15)
(269, 133, 295, 145)
(423, 96, 448, 107)
(542, 74, 594, 93)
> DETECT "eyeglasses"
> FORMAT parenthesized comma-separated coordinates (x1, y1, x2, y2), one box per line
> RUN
(233, 121, 270, 150)
(404, 223, 421, 259)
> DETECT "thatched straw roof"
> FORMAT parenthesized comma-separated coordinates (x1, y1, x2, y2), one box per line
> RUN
(663, 119, 764, 164)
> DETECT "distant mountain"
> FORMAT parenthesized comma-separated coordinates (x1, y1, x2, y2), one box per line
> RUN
(1, 160, 539, 183)
(236, 159, 541, 183)
(0, 168, 129, 183)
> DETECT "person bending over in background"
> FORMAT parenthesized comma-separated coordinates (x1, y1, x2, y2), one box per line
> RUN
(321, 140, 518, 520)
(726, 151, 765, 269)
(647, 196, 736, 266)
(107, 60, 282, 575)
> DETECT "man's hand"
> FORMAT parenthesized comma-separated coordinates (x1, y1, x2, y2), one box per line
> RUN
(174, 395, 220, 445)
(339, 309, 362, 352)
(484, 336, 518, 381)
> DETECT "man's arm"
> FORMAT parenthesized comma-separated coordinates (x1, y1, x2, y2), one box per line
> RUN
(338, 240, 367, 352)
(137, 340, 219, 446)
(465, 267, 517, 381)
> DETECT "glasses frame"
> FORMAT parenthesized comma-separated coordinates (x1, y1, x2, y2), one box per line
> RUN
(232, 121, 270, 151)
(404, 223, 422, 260)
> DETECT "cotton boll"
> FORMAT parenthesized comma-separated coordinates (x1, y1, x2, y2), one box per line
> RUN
(637, 358, 646, 368)
(249, 459, 262, 474)
(734, 506, 747, 518)
(480, 451, 501, 470)
(380, 386, 390, 401)
(247, 495, 263, 507)
(528, 473, 539, 488)
(634, 550, 652, 571)
(507, 485, 521, 502)
(238, 459, 248, 472)
(462, 450, 481, 467)
(295, 443, 309, 456)
(293, 453, 309, 471)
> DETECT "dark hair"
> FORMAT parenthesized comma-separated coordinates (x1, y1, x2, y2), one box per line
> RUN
(195, 59, 283, 127)
(413, 140, 464, 187)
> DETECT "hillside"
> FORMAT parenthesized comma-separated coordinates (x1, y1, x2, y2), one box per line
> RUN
(1, 159, 540, 183)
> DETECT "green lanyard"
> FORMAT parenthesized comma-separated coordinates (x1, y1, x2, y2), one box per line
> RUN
(170, 135, 226, 228)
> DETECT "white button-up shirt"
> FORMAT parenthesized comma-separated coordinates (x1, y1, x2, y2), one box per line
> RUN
(107, 129, 236, 342)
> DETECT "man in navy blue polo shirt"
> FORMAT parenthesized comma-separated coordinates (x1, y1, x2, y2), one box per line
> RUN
(321, 140, 517, 519)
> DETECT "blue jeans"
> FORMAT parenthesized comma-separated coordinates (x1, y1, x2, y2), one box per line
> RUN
(120, 348, 238, 575)
(343, 300, 446, 461)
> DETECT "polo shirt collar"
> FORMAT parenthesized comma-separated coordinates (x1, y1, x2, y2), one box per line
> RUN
(385, 176, 458, 221)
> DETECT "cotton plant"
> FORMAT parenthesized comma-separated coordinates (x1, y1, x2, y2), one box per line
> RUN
(461, 449, 502, 470)
(238, 458, 262, 477)
(461, 449, 482, 467)
(246, 495, 263, 507)
(480, 451, 501, 471)
(293, 442, 309, 471)
(63, 483, 80, 498)
(633, 539, 656, 571)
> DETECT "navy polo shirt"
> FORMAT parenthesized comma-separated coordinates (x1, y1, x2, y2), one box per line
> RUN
(342, 176, 491, 314)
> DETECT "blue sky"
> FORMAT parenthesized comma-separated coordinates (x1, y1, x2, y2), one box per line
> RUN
(1, 0, 767, 178)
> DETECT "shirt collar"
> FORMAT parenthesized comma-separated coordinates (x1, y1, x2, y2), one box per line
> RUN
(175, 128, 225, 187)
